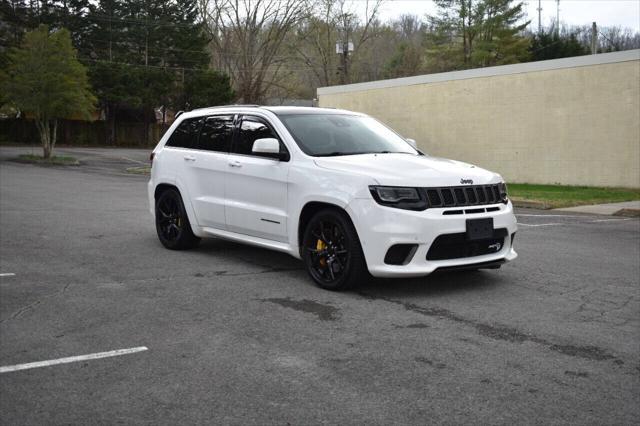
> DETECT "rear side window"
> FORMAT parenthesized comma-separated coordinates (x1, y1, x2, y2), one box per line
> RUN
(233, 116, 284, 157)
(166, 117, 202, 149)
(199, 115, 234, 152)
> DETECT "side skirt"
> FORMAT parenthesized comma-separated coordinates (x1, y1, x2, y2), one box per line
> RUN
(201, 227, 301, 259)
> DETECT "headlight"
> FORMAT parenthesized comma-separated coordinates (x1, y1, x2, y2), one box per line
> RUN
(498, 182, 508, 203)
(369, 186, 427, 211)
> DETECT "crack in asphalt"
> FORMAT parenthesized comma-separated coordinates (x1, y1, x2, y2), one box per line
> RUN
(359, 292, 620, 363)
(0, 282, 72, 324)
(0, 266, 302, 324)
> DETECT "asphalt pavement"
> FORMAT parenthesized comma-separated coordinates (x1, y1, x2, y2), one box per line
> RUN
(0, 147, 638, 425)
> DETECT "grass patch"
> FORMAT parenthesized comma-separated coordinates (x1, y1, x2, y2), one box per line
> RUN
(14, 154, 80, 166)
(125, 166, 151, 175)
(508, 183, 640, 208)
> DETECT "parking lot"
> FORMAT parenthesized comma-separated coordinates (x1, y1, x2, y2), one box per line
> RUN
(1, 147, 638, 424)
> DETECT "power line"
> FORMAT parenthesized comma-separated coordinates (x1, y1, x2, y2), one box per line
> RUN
(81, 57, 334, 73)
(79, 36, 299, 60)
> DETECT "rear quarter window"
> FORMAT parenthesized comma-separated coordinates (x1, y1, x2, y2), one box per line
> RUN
(166, 117, 203, 149)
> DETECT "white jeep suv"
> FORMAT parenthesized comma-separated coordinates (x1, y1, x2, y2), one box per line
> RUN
(148, 106, 517, 290)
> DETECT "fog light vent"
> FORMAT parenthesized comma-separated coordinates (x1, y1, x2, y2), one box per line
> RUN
(384, 244, 418, 265)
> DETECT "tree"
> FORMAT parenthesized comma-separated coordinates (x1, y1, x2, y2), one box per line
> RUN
(383, 42, 423, 78)
(575, 24, 640, 53)
(426, 0, 530, 71)
(182, 69, 235, 109)
(383, 15, 426, 78)
(1, 25, 96, 158)
(528, 25, 588, 61)
(84, 0, 229, 143)
(199, 0, 310, 103)
(294, 0, 383, 87)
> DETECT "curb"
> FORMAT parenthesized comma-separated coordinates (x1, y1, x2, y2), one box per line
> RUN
(511, 200, 550, 210)
(613, 208, 640, 218)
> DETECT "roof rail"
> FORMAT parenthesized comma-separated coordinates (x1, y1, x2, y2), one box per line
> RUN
(190, 104, 262, 112)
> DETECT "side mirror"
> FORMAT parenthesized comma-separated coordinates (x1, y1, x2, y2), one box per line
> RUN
(406, 138, 417, 149)
(252, 138, 288, 160)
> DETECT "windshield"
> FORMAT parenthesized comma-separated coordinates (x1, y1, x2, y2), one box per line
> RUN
(278, 114, 419, 157)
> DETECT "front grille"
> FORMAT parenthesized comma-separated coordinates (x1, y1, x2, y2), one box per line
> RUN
(423, 184, 504, 208)
(427, 229, 509, 261)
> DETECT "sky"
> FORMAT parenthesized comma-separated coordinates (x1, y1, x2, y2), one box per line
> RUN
(353, 0, 640, 32)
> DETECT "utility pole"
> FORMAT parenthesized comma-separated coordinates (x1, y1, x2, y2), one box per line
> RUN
(144, 14, 149, 67)
(108, 3, 113, 62)
(591, 22, 598, 54)
(340, 41, 348, 84)
(537, 0, 542, 34)
(336, 39, 353, 85)
(556, 0, 560, 35)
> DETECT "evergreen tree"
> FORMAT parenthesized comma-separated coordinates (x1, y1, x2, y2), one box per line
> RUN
(426, 0, 530, 71)
(182, 69, 234, 110)
(383, 42, 423, 78)
(529, 27, 589, 61)
(84, 0, 232, 143)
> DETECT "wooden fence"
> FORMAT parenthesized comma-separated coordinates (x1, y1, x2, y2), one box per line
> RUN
(0, 119, 168, 147)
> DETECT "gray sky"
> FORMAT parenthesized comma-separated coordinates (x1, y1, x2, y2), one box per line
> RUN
(354, 0, 640, 32)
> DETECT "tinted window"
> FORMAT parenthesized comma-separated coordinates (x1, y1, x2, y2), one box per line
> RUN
(233, 117, 282, 156)
(166, 117, 202, 149)
(199, 115, 234, 152)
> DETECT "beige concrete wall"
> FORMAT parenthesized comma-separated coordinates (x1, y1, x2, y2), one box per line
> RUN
(318, 51, 640, 188)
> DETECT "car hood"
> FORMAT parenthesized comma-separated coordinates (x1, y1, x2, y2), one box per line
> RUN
(314, 153, 502, 187)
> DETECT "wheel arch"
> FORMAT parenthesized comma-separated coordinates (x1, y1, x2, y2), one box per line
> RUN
(153, 181, 202, 237)
(297, 201, 358, 257)
(154, 182, 178, 201)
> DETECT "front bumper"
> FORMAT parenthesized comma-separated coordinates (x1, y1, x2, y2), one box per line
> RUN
(347, 199, 518, 278)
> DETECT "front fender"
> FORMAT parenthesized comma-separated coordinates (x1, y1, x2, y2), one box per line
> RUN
(286, 164, 376, 256)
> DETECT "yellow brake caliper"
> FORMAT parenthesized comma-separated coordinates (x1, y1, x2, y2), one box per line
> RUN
(316, 239, 327, 267)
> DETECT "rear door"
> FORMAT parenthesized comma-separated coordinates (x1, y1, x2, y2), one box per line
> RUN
(187, 114, 234, 229)
(224, 115, 290, 242)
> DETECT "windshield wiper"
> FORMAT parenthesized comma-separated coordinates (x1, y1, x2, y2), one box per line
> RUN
(370, 151, 415, 155)
(314, 151, 363, 157)
(315, 150, 416, 157)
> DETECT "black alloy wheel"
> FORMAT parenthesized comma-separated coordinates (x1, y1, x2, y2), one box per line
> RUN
(155, 188, 200, 250)
(302, 209, 369, 290)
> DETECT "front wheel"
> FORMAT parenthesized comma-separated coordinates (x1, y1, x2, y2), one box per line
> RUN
(155, 188, 200, 250)
(302, 209, 369, 290)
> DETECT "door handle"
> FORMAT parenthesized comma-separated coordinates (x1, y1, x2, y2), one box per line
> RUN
(184, 155, 196, 162)
(228, 160, 242, 168)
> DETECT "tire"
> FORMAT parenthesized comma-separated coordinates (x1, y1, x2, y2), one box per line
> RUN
(302, 208, 370, 291)
(155, 188, 200, 250)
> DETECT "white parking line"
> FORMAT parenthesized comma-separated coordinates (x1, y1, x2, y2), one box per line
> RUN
(0, 273, 16, 277)
(517, 223, 564, 227)
(588, 218, 632, 223)
(120, 156, 147, 165)
(516, 214, 594, 218)
(0, 346, 149, 374)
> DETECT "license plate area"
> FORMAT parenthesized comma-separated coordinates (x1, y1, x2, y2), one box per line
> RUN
(466, 218, 494, 241)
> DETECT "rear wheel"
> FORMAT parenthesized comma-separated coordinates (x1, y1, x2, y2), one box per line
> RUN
(302, 209, 369, 290)
(155, 188, 200, 250)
